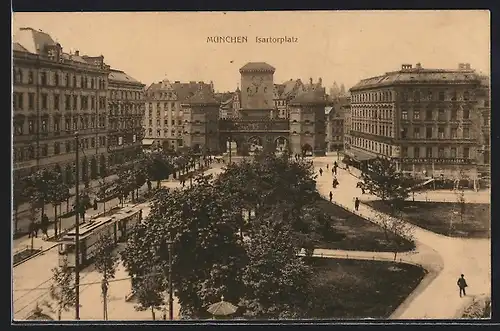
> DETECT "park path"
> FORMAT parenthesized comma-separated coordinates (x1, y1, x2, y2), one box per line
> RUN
(312, 157, 490, 319)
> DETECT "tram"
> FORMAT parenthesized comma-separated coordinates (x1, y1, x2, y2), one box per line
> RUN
(58, 205, 142, 268)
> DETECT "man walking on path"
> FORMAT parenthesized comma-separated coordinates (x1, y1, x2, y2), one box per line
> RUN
(329, 191, 333, 202)
(41, 213, 49, 239)
(457, 274, 468, 297)
(326, 164, 329, 170)
(354, 197, 360, 211)
(319, 168, 323, 176)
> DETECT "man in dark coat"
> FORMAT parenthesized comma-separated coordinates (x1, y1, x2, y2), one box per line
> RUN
(329, 191, 333, 202)
(354, 197, 360, 211)
(457, 274, 468, 297)
(41, 214, 50, 239)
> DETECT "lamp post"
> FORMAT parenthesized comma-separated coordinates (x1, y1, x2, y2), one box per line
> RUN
(74, 132, 81, 320)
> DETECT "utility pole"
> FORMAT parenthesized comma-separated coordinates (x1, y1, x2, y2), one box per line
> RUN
(168, 237, 174, 320)
(74, 132, 81, 320)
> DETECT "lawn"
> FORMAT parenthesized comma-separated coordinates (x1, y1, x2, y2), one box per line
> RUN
(306, 257, 426, 319)
(314, 198, 415, 252)
(362, 200, 490, 238)
(13, 248, 42, 265)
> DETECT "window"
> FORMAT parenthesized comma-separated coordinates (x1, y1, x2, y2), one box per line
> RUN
(401, 110, 408, 120)
(413, 127, 420, 138)
(41, 72, 47, 86)
(28, 93, 35, 110)
(451, 109, 457, 120)
(463, 128, 470, 138)
(451, 127, 458, 138)
(426, 147, 433, 158)
(413, 109, 420, 120)
(54, 95, 60, 110)
(463, 108, 470, 119)
(73, 95, 78, 110)
(54, 73, 59, 86)
(65, 95, 71, 110)
(414, 147, 420, 158)
(157, 130, 161, 137)
(65, 141, 71, 153)
(438, 108, 445, 120)
(73, 76, 77, 87)
(451, 147, 457, 158)
(54, 118, 60, 132)
(426, 109, 433, 120)
(28, 71, 34, 84)
(28, 120, 34, 134)
(463, 147, 470, 158)
(41, 144, 48, 157)
(65, 118, 71, 131)
(438, 127, 445, 139)
(91, 96, 95, 110)
(438, 147, 445, 158)
(54, 142, 60, 155)
(426, 127, 432, 138)
(401, 127, 408, 139)
(14, 122, 23, 135)
(438, 91, 445, 101)
(463, 91, 470, 101)
(41, 94, 48, 109)
(402, 147, 408, 157)
(91, 138, 96, 148)
(41, 119, 48, 133)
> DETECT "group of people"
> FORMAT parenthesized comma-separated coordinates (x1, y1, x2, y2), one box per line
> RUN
(28, 213, 50, 240)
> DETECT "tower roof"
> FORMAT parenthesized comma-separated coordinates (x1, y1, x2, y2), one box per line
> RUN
(239, 62, 276, 73)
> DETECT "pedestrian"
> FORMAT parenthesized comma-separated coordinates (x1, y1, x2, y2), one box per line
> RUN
(93, 198, 98, 210)
(326, 164, 329, 170)
(333, 166, 337, 175)
(319, 168, 323, 176)
(457, 274, 468, 297)
(41, 213, 49, 239)
(346, 164, 350, 172)
(331, 167, 335, 175)
(334, 161, 338, 168)
(329, 191, 333, 202)
(28, 221, 37, 238)
(354, 197, 360, 211)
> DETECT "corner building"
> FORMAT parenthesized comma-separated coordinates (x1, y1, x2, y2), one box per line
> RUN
(348, 63, 486, 182)
(12, 27, 109, 185)
(107, 69, 145, 168)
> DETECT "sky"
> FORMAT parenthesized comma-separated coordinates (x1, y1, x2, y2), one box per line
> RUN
(12, 11, 490, 92)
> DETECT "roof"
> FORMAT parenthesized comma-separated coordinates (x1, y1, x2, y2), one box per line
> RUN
(351, 67, 481, 91)
(13, 27, 56, 54)
(184, 88, 219, 105)
(289, 88, 326, 105)
(12, 42, 29, 53)
(109, 69, 142, 84)
(239, 62, 276, 73)
(146, 81, 212, 102)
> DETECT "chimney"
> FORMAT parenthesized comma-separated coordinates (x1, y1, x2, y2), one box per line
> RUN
(75, 50, 80, 56)
(458, 63, 465, 70)
(465, 63, 471, 70)
(415, 63, 422, 69)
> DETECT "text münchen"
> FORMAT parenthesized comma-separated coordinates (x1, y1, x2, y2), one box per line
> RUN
(207, 36, 248, 43)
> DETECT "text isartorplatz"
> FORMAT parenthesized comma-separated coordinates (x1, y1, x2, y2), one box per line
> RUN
(206, 36, 299, 44)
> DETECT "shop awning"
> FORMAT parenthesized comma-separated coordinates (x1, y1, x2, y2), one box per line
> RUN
(346, 149, 377, 162)
(142, 139, 155, 146)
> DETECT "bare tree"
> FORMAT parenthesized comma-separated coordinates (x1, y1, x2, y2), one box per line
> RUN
(46, 258, 76, 320)
(375, 211, 414, 261)
(94, 233, 119, 320)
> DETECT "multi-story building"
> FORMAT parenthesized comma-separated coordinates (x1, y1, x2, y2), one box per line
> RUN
(143, 79, 213, 150)
(181, 88, 220, 153)
(215, 90, 241, 120)
(475, 74, 490, 177)
(13, 27, 109, 185)
(348, 63, 486, 185)
(273, 79, 306, 119)
(325, 95, 349, 152)
(107, 69, 145, 167)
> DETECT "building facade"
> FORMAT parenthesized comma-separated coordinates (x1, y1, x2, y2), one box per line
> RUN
(143, 79, 213, 150)
(348, 63, 486, 182)
(13, 27, 110, 185)
(273, 79, 306, 119)
(475, 74, 491, 177)
(181, 89, 220, 153)
(325, 95, 348, 152)
(107, 69, 145, 168)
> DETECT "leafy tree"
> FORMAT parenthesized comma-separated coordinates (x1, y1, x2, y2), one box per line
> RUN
(133, 265, 166, 320)
(23, 169, 62, 225)
(48, 180, 70, 237)
(360, 157, 411, 207)
(94, 233, 118, 320)
(240, 211, 313, 319)
(47, 258, 76, 320)
(96, 178, 113, 214)
(375, 211, 414, 260)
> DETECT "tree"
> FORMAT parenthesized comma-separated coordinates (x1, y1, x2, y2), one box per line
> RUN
(239, 212, 313, 319)
(94, 233, 119, 320)
(23, 169, 62, 228)
(48, 181, 70, 237)
(360, 157, 411, 205)
(47, 258, 76, 320)
(375, 211, 415, 260)
(96, 178, 113, 214)
(133, 265, 166, 320)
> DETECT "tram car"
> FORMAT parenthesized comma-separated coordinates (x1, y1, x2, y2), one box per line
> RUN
(58, 205, 142, 268)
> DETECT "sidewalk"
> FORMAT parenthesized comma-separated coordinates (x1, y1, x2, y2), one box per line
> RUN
(312, 158, 491, 319)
